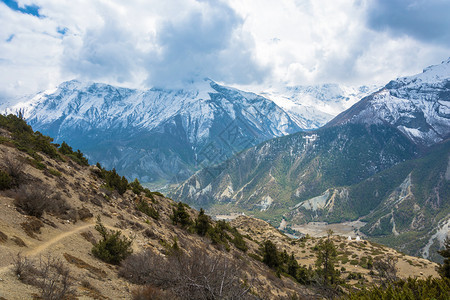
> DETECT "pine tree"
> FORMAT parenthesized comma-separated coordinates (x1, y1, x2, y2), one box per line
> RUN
(287, 252, 299, 279)
(315, 230, 338, 285)
(171, 202, 192, 227)
(194, 208, 210, 236)
(262, 240, 280, 269)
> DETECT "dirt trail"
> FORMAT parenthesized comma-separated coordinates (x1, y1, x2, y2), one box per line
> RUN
(25, 223, 95, 256)
(0, 222, 117, 275)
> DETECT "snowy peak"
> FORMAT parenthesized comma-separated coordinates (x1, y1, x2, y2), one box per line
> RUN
(4, 78, 302, 185)
(328, 59, 450, 146)
(260, 83, 379, 129)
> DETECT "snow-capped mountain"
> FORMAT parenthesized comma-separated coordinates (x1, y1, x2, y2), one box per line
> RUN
(3, 79, 301, 186)
(329, 58, 450, 145)
(260, 84, 378, 129)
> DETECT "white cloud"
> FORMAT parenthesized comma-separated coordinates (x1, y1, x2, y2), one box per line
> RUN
(0, 0, 449, 99)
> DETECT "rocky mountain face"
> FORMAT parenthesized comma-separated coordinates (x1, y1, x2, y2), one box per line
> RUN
(172, 59, 450, 261)
(3, 79, 302, 187)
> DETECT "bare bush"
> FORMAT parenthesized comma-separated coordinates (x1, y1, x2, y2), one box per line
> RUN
(14, 186, 48, 218)
(14, 185, 71, 218)
(3, 155, 25, 186)
(120, 248, 252, 299)
(374, 255, 398, 286)
(14, 253, 74, 300)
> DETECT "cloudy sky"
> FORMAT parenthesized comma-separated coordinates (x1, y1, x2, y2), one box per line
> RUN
(0, 0, 449, 99)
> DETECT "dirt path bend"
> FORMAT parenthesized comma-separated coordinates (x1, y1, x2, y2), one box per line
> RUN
(0, 222, 117, 275)
(25, 223, 95, 257)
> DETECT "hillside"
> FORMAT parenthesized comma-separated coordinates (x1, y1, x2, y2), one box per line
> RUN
(0, 114, 444, 299)
(172, 123, 419, 221)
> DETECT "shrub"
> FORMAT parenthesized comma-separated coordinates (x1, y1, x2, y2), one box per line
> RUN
(13, 253, 74, 300)
(14, 185, 71, 218)
(136, 198, 159, 220)
(14, 186, 49, 218)
(92, 218, 133, 264)
(230, 228, 248, 252)
(0, 169, 12, 190)
(120, 248, 249, 299)
(347, 277, 450, 300)
(21, 218, 44, 238)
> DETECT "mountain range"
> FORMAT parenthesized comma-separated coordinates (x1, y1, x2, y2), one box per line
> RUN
(172, 58, 450, 261)
(2, 55, 449, 262)
(2, 79, 374, 189)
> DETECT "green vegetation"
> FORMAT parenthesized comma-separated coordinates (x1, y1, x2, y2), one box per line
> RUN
(58, 141, 89, 166)
(0, 114, 89, 169)
(194, 208, 210, 236)
(94, 163, 128, 195)
(315, 230, 339, 285)
(260, 240, 312, 284)
(0, 170, 12, 190)
(171, 202, 192, 228)
(347, 277, 450, 300)
(438, 237, 450, 279)
(136, 198, 159, 220)
(262, 240, 280, 269)
(92, 218, 133, 265)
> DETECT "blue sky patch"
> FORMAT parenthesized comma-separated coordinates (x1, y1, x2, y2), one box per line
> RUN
(6, 34, 14, 42)
(57, 27, 68, 36)
(1, 0, 42, 17)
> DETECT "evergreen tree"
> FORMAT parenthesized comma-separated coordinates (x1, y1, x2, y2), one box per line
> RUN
(315, 230, 338, 285)
(194, 208, 210, 236)
(262, 240, 280, 269)
(171, 202, 192, 227)
(92, 218, 133, 264)
(58, 141, 73, 155)
(287, 252, 299, 279)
